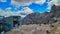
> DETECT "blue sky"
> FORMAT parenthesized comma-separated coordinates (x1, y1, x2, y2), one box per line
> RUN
(0, 0, 52, 13)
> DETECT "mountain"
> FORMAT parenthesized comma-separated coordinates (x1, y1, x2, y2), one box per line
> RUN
(21, 12, 56, 25)
(21, 5, 60, 25)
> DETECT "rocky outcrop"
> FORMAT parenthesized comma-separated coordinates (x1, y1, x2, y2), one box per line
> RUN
(0, 16, 21, 32)
(21, 12, 57, 25)
(50, 5, 60, 20)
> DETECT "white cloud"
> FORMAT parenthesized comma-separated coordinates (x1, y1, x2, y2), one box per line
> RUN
(0, 8, 14, 17)
(0, 7, 33, 17)
(53, 0, 60, 6)
(35, 0, 46, 4)
(48, 0, 60, 6)
(47, 0, 60, 12)
(11, 0, 46, 7)
(0, 8, 19, 17)
(20, 7, 33, 14)
(0, 0, 7, 2)
(15, 7, 33, 18)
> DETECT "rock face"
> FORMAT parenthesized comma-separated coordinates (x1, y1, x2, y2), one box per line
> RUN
(50, 5, 60, 20)
(50, 5, 60, 17)
(21, 12, 56, 25)
(0, 16, 21, 32)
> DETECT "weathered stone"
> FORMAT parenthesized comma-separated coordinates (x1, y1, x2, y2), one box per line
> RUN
(21, 12, 57, 25)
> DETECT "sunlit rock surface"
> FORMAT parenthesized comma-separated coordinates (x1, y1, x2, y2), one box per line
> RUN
(50, 21, 60, 34)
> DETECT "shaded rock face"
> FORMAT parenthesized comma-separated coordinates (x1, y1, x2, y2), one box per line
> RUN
(21, 12, 57, 25)
(0, 16, 21, 32)
(50, 5, 60, 21)
(50, 5, 60, 18)
(22, 13, 41, 25)
(0, 23, 3, 33)
(2, 16, 14, 32)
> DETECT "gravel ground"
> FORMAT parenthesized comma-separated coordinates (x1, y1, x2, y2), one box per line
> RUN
(5, 21, 60, 34)
(50, 21, 60, 34)
(5, 24, 52, 34)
